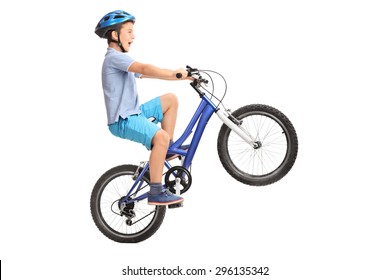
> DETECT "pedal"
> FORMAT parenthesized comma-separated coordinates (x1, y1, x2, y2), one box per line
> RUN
(168, 202, 183, 209)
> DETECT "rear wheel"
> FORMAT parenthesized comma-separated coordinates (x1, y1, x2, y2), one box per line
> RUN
(90, 165, 166, 243)
(217, 104, 298, 186)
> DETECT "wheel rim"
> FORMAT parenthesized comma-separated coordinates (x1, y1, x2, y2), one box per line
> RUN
(226, 112, 289, 178)
(97, 171, 160, 237)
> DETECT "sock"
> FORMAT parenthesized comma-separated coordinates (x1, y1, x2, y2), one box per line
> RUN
(149, 183, 163, 195)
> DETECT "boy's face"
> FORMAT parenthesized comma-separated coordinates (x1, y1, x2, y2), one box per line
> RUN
(118, 21, 135, 52)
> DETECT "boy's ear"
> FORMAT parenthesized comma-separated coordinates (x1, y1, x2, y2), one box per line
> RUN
(111, 30, 119, 41)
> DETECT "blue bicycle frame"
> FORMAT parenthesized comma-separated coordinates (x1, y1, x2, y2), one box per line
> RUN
(123, 92, 217, 204)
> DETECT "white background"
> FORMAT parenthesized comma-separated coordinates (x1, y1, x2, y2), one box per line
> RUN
(1, 0, 389, 279)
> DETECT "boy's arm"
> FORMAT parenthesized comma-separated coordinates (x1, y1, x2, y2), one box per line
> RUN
(128, 62, 187, 80)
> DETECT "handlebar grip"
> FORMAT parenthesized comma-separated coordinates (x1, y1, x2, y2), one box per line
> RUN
(177, 69, 193, 79)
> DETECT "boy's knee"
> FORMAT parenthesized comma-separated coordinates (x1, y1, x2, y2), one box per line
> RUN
(169, 93, 178, 104)
(152, 130, 170, 148)
(164, 93, 178, 107)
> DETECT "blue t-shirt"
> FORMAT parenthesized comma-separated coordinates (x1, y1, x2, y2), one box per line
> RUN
(102, 48, 142, 125)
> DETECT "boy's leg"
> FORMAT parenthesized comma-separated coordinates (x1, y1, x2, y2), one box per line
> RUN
(160, 93, 178, 140)
(148, 130, 184, 205)
(146, 93, 178, 182)
(149, 130, 170, 183)
(136, 93, 183, 205)
(148, 94, 183, 205)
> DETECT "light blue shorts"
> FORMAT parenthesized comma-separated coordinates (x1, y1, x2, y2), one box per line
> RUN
(108, 97, 163, 150)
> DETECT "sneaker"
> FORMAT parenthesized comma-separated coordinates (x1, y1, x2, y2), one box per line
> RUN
(148, 189, 184, 206)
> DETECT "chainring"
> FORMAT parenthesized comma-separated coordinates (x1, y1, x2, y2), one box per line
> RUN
(164, 166, 192, 194)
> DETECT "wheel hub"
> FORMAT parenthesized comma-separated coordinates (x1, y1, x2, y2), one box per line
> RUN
(253, 141, 262, 149)
(118, 197, 135, 218)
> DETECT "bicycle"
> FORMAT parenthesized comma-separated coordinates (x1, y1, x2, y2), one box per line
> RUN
(90, 66, 298, 243)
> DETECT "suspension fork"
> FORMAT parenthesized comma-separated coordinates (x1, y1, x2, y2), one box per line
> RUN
(216, 109, 260, 149)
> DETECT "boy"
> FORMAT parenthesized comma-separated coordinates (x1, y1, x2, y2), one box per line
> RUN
(95, 10, 187, 206)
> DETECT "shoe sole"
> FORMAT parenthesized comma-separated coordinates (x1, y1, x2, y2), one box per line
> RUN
(148, 198, 184, 206)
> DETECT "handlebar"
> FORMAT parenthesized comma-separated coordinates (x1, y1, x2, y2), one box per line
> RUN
(176, 66, 208, 83)
(176, 66, 195, 79)
(175, 66, 209, 97)
(176, 66, 227, 103)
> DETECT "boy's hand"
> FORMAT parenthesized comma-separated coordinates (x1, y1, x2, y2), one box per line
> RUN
(175, 68, 188, 80)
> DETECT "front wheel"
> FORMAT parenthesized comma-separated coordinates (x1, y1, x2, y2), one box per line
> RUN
(90, 164, 166, 243)
(217, 104, 298, 186)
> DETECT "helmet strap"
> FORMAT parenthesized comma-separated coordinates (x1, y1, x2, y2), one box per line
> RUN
(111, 39, 126, 52)
(110, 29, 126, 53)
(116, 33, 126, 53)
(111, 30, 126, 52)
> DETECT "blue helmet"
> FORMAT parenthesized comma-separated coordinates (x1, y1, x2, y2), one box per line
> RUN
(95, 10, 135, 38)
